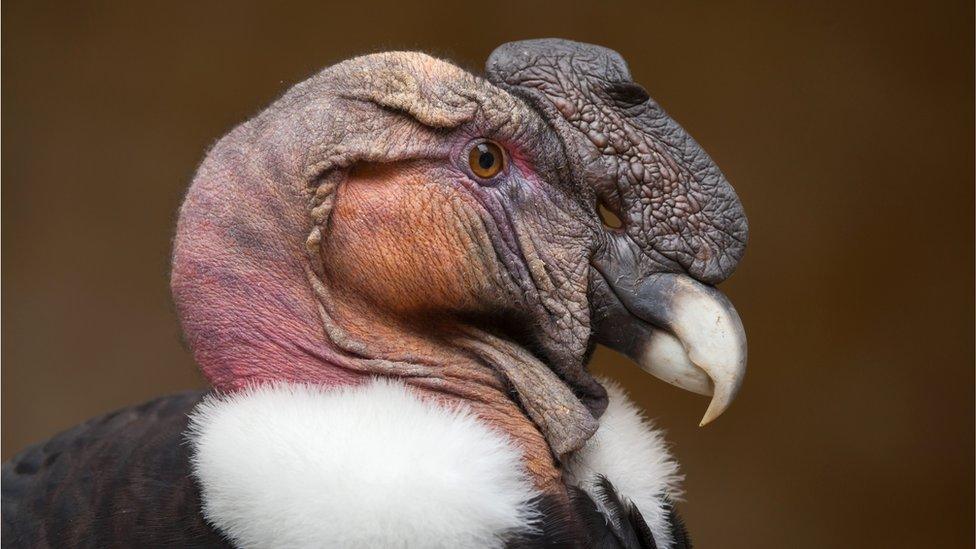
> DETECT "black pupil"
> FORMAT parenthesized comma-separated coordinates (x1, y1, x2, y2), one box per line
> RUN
(478, 147, 495, 170)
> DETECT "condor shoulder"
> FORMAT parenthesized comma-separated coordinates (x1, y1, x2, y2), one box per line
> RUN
(2, 391, 231, 549)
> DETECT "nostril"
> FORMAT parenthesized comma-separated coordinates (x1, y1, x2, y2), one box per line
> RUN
(596, 200, 623, 231)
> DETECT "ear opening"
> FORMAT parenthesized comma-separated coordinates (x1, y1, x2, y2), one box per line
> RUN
(596, 200, 624, 231)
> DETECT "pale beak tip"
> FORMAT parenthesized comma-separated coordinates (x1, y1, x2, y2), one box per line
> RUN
(697, 390, 734, 427)
(698, 408, 718, 428)
(698, 412, 720, 428)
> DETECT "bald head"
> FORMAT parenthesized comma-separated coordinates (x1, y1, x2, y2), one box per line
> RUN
(172, 42, 749, 458)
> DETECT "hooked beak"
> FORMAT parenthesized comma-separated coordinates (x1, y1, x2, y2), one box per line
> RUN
(592, 237, 747, 426)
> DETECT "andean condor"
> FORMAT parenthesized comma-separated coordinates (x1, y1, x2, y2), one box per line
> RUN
(3, 39, 748, 548)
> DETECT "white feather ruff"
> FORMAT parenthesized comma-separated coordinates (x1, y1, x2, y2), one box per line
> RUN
(187, 379, 539, 548)
(187, 377, 682, 548)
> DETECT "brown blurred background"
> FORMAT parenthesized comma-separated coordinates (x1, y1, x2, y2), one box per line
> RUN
(3, 1, 973, 547)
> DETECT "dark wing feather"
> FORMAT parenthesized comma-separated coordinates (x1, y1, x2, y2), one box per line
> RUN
(508, 475, 692, 549)
(591, 475, 644, 549)
(663, 501, 691, 549)
(590, 476, 692, 549)
(625, 499, 657, 549)
(571, 485, 628, 549)
(504, 492, 582, 548)
(2, 391, 230, 548)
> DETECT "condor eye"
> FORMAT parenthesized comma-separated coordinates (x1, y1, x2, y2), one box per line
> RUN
(468, 141, 505, 179)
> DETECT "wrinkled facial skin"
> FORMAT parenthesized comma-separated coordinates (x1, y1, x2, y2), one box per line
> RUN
(318, 74, 606, 409)
(310, 55, 615, 451)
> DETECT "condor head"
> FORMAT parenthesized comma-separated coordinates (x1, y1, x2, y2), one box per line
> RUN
(172, 39, 748, 465)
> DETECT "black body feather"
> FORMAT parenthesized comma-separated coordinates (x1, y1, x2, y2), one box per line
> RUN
(2, 392, 230, 548)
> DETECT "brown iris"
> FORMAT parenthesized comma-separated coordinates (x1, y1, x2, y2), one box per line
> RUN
(468, 141, 505, 179)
